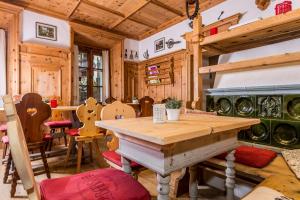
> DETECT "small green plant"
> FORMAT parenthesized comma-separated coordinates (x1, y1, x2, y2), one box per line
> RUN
(165, 98, 182, 109)
(132, 96, 138, 100)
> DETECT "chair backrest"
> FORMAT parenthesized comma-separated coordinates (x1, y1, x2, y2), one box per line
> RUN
(3, 95, 40, 200)
(77, 97, 103, 137)
(185, 108, 217, 115)
(16, 93, 51, 143)
(105, 96, 116, 104)
(139, 96, 154, 117)
(101, 101, 136, 150)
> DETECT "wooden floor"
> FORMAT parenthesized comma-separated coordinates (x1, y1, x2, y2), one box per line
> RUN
(0, 142, 227, 200)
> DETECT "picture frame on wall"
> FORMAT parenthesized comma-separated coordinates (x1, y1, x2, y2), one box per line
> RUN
(154, 37, 165, 53)
(36, 22, 57, 41)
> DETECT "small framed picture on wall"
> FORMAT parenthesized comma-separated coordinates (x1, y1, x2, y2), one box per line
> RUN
(154, 37, 165, 53)
(36, 22, 57, 41)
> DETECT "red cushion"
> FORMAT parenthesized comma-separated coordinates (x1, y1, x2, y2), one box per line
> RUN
(40, 168, 150, 200)
(45, 120, 72, 128)
(0, 124, 7, 132)
(1, 136, 9, 144)
(66, 129, 79, 136)
(43, 133, 53, 141)
(215, 145, 277, 168)
(102, 151, 141, 168)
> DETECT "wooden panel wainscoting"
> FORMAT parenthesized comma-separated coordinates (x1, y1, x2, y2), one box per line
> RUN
(137, 50, 190, 105)
(124, 61, 139, 101)
(19, 43, 72, 105)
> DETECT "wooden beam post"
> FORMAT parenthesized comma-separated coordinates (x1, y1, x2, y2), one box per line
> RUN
(191, 14, 203, 110)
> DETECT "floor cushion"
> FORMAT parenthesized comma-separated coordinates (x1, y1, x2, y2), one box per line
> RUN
(40, 168, 150, 200)
(66, 128, 79, 136)
(1, 135, 9, 144)
(215, 145, 277, 168)
(45, 120, 72, 129)
(102, 151, 141, 168)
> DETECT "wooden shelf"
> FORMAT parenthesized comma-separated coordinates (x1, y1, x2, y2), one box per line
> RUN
(201, 9, 300, 54)
(199, 51, 300, 74)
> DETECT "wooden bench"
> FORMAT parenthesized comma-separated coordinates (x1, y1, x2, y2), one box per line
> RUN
(201, 155, 300, 199)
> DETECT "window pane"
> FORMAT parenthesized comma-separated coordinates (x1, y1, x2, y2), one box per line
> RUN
(93, 55, 102, 69)
(79, 85, 87, 103)
(79, 69, 88, 86)
(93, 70, 102, 86)
(79, 52, 88, 68)
(93, 87, 102, 102)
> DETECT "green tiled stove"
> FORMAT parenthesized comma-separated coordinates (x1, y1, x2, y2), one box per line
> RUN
(206, 85, 300, 149)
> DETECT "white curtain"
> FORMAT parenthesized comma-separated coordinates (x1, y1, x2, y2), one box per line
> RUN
(0, 29, 6, 107)
(102, 50, 110, 103)
(72, 45, 79, 105)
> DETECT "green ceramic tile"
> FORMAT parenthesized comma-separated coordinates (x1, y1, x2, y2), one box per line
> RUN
(283, 94, 300, 121)
(233, 96, 256, 118)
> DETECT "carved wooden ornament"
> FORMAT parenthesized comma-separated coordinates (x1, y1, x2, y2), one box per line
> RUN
(256, 0, 271, 10)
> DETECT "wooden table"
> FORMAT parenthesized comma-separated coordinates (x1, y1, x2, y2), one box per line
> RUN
(51, 106, 78, 111)
(96, 114, 260, 200)
(51, 106, 80, 128)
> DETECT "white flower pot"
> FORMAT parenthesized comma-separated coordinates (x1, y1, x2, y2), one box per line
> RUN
(166, 109, 180, 121)
(132, 99, 139, 104)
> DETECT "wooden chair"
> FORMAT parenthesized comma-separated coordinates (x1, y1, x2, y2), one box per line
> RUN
(4, 93, 52, 197)
(44, 96, 72, 150)
(105, 96, 116, 104)
(101, 101, 143, 177)
(2, 95, 151, 200)
(65, 97, 103, 172)
(139, 96, 154, 117)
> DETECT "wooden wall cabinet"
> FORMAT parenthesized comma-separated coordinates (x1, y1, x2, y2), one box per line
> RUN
(19, 43, 71, 105)
(124, 61, 139, 102)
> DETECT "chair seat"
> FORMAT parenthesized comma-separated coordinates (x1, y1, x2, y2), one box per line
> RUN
(1, 136, 9, 144)
(215, 145, 277, 168)
(43, 133, 53, 141)
(102, 151, 141, 168)
(0, 124, 7, 132)
(66, 128, 79, 136)
(45, 120, 72, 129)
(40, 168, 150, 200)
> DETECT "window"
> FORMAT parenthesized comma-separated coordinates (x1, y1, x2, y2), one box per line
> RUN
(78, 47, 103, 103)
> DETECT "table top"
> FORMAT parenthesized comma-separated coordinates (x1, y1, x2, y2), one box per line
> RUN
(96, 114, 260, 145)
(51, 106, 78, 111)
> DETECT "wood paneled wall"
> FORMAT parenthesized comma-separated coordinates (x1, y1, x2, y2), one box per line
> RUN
(137, 50, 191, 105)
(110, 41, 125, 101)
(19, 43, 71, 105)
(124, 61, 139, 101)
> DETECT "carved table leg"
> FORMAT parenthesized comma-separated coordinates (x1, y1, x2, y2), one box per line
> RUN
(157, 174, 170, 200)
(121, 156, 132, 174)
(225, 150, 236, 200)
(189, 165, 198, 200)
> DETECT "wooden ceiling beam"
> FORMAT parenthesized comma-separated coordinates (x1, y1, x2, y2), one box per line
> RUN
(68, 0, 82, 18)
(81, 0, 125, 18)
(149, 0, 184, 16)
(110, 0, 150, 29)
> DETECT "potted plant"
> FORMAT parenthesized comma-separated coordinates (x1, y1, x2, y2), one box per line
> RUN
(132, 96, 139, 104)
(165, 98, 182, 121)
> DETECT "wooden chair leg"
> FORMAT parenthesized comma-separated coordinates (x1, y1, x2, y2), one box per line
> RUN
(77, 141, 83, 173)
(3, 151, 12, 184)
(62, 128, 67, 147)
(40, 145, 51, 179)
(89, 142, 93, 162)
(65, 136, 75, 166)
(10, 167, 19, 198)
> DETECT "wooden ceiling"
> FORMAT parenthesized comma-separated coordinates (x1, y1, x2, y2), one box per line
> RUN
(7, 0, 225, 40)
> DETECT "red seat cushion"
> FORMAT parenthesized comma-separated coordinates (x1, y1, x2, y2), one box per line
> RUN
(215, 145, 277, 168)
(43, 133, 53, 141)
(66, 129, 79, 136)
(45, 120, 72, 128)
(0, 124, 7, 132)
(1, 136, 9, 144)
(102, 151, 141, 168)
(40, 168, 150, 200)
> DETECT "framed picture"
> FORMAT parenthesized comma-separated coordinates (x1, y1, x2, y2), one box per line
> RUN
(36, 22, 57, 41)
(154, 37, 165, 53)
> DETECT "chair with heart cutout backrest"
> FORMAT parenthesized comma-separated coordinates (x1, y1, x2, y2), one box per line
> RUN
(65, 97, 103, 172)
(3, 95, 151, 200)
(4, 93, 52, 197)
(101, 101, 143, 177)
